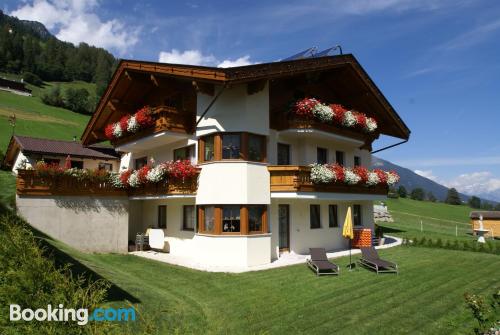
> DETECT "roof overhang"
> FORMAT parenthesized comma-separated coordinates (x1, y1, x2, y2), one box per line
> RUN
(81, 54, 410, 145)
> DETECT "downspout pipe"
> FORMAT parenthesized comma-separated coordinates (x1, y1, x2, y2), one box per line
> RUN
(371, 139, 408, 154)
(195, 82, 228, 128)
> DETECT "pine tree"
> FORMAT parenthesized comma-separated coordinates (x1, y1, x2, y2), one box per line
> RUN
(445, 188, 461, 205)
(468, 196, 481, 209)
(397, 185, 407, 198)
(410, 188, 425, 201)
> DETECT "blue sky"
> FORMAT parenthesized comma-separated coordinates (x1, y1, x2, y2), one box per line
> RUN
(4, 0, 500, 200)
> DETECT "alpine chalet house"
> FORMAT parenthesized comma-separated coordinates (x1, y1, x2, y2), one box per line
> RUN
(16, 54, 410, 267)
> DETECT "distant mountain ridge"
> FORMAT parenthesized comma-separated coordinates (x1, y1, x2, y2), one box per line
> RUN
(371, 156, 494, 204)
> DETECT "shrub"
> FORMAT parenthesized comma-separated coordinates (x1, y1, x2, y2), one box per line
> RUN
(464, 289, 500, 334)
(22, 72, 43, 86)
(0, 213, 114, 334)
(41, 85, 64, 107)
(436, 238, 443, 248)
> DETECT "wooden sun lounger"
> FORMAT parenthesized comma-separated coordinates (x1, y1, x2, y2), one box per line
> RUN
(307, 248, 339, 276)
(358, 246, 398, 274)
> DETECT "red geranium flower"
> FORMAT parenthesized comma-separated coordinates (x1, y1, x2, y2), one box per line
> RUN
(353, 166, 369, 184)
(119, 115, 130, 134)
(119, 170, 132, 187)
(292, 98, 319, 119)
(137, 165, 150, 184)
(374, 169, 388, 185)
(330, 104, 347, 124)
(330, 163, 345, 183)
(353, 111, 367, 129)
(166, 160, 198, 181)
(135, 106, 154, 128)
(104, 123, 115, 139)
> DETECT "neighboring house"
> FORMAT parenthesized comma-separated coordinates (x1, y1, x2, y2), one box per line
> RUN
(470, 211, 500, 238)
(3, 135, 120, 173)
(0, 77, 32, 96)
(15, 54, 410, 267)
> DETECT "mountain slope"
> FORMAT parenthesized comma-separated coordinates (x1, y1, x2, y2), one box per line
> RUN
(372, 156, 470, 202)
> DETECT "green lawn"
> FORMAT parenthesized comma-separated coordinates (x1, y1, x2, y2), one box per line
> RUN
(0, 170, 15, 207)
(45, 236, 500, 334)
(378, 198, 499, 245)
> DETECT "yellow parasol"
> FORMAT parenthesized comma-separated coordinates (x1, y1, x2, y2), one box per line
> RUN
(343, 206, 355, 270)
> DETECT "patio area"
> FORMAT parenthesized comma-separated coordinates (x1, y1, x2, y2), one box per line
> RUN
(129, 235, 402, 273)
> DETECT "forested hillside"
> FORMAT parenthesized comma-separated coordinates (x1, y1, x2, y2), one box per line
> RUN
(0, 10, 116, 98)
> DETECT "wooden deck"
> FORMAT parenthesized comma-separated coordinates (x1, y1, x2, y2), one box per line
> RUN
(268, 165, 388, 194)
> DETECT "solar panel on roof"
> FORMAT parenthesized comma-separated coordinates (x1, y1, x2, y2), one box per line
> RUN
(281, 47, 317, 61)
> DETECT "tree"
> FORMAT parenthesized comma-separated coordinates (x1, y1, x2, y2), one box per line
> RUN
(41, 85, 64, 107)
(410, 188, 425, 201)
(64, 87, 91, 114)
(480, 201, 493, 210)
(427, 191, 437, 202)
(397, 185, 407, 198)
(494, 203, 500, 211)
(468, 196, 481, 209)
(388, 187, 399, 198)
(445, 188, 461, 205)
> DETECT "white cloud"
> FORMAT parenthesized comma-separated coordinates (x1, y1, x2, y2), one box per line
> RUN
(414, 169, 438, 182)
(10, 0, 139, 55)
(158, 49, 217, 66)
(444, 172, 500, 196)
(217, 55, 252, 68)
(158, 49, 253, 68)
(439, 18, 500, 51)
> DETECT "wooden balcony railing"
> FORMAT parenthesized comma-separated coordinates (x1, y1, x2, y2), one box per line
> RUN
(111, 105, 195, 147)
(268, 165, 388, 194)
(16, 170, 199, 197)
(270, 112, 377, 143)
(16, 170, 126, 196)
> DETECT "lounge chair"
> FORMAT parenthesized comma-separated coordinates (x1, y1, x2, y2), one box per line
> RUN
(307, 248, 339, 276)
(358, 246, 398, 274)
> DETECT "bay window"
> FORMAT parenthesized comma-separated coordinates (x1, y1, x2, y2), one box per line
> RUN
(198, 205, 267, 235)
(198, 132, 266, 163)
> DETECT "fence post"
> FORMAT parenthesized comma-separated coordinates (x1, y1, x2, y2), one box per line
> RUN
(420, 220, 423, 232)
(455, 225, 457, 237)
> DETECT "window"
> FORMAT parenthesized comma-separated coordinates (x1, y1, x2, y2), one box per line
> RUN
(317, 147, 328, 164)
(182, 205, 195, 231)
(157, 205, 167, 229)
(248, 205, 265, 232)
(174, 145, 194, 161)
(70, 160, 84, 169)
(135, 157, 148, 169)
(222, 134, 241, 159)
(310, 205, 321, 229)
(43, 158, 60, 166)
(353, 205, 362, 226)
(335, 151, 344, 166)
(329, 205, 338, 228)
(204, 135, 215, 161)
(354, 156, 361, 167)
(248, 134, 264, 161)
(277, 143, 290, 165)
(98, 163, 113, 171)
(203, 206, 215, 233)
(222, 205, 240, 233)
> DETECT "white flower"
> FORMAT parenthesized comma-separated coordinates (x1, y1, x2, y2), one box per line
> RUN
(112, 123, 123, 138)
(312, 103, 333, 123)
(146, 165, 166, 183)
(367, 172, 380, 186)
(365, 117, 378, 132)
(128, 171, 141, 187)
(127, 116, 140, 133)
(310, 164, 334, 184)
(109, 172, 124, 188)
(386, 172, 400, 185)
(344, 168, 361, 185)
(343, 110, 357, 127)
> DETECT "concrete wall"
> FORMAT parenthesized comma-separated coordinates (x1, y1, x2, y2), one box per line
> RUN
(16, 195, 129, 253)
(196, 162, 270, 205)
(269, 199, 374, 259)
(196, 83, 269, 137)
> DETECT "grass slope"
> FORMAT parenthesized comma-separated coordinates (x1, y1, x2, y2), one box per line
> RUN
(379, 198, 499, 245)
(46, 236, 499, 334)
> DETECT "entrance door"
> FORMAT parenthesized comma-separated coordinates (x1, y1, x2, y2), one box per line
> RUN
(278, 205, 290, 251)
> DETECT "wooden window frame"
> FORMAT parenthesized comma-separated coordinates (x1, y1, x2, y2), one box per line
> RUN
(174, 145, 195, 161)
(182, 205, 195, 231)
(98, 162, 113, 171)
(135, 156, 148, 170)
(198, 132, 266, 163)
(353, 204, 362, 226)
(310, 204, 321, 229)
(197, 205, 268, 235)
(329, 204, 339, 228)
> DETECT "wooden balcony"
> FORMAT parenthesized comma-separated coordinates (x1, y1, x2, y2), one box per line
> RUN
(268, 166, 388, 195)
(16, 170, 126, 197)
(16, 170, 199, 197)
(111, 105, 195, 147)
(270, 112, 377, 145)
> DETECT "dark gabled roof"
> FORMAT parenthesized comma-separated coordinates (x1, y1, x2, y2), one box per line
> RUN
(470, 211, 500, 220)
(81, 54, 411, 145)
(3, 135, 120, 167)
